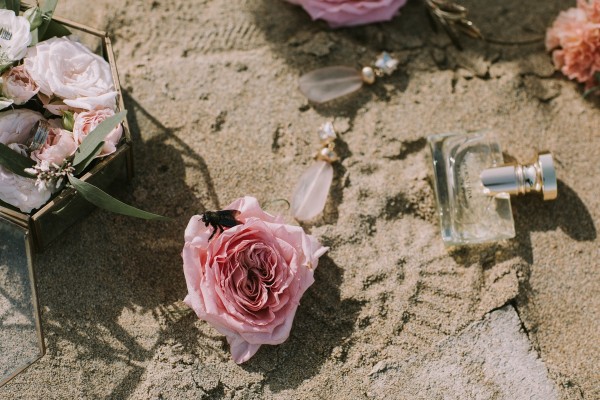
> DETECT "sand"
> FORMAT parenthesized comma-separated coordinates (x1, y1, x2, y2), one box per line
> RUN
(0, 0, 598, 398)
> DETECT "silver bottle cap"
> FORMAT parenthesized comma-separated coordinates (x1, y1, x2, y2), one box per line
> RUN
(480, 152, 557, 200)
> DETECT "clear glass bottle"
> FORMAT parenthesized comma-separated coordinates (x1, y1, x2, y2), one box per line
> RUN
(428, 131, 557, 246)
(428, 131, 515, 246)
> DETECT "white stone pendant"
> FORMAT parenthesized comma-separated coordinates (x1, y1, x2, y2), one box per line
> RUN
(291, 160, 334, 221)
(298, 52, 399, 104)
(299, 66, 363, 104)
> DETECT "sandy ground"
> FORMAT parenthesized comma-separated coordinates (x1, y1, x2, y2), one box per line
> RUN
(0, 0, 598, 398)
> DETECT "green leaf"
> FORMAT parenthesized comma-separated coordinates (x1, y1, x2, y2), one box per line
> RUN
(36, 0, 59, 39)
(0, 0, 20, 14)
(68, 175, 170, 221)
(62, 110, 75, 131)
(583, 85, 600, 99)
(40, 19, 70, 41)
(0, 142, 35, 178)
(73, 141, 104, 175)
(73, 111, 126, 168)
(24, 7, 44, 31)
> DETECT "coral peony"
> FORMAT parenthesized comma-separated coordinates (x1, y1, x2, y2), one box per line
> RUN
(546, 0, 600, 88)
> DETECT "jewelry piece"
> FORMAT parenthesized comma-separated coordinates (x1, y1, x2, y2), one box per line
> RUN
(291, 122, 339, 221)
(299, 52, 399, 104)
(28, 120, 51, 152)
(423, 0, 482, 50)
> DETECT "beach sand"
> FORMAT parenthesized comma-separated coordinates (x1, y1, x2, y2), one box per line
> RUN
(0, 0, 598, 398)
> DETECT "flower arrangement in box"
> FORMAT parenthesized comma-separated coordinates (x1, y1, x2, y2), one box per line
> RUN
(0, 1, 164, 249)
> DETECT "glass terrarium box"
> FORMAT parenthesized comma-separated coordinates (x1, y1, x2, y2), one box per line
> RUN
(0, 12, 133, 386)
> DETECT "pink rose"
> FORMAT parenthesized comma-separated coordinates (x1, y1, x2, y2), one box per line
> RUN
(73, 109, 123, 157)
(546, 0, 600, 87)
(31, 123, 77, 166)
(285, 0, 408, 28)
(1, 65, 39, 105)
(183, 196, 328, 363)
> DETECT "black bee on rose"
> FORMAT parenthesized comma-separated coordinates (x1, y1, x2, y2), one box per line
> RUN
(201, 209, 242, 240)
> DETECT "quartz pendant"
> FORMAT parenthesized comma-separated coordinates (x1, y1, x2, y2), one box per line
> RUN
(299, 66, 363, 103)
(291, 160, 334, 221)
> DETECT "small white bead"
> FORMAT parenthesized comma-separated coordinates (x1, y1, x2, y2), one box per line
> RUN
(361, 67, 376, 84)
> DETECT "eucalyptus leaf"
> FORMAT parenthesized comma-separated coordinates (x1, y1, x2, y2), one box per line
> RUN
(41, 19, 70, 41)
(0, 142, 35, 178)
(73, 141, 104, 175)
(68, 175, 170, 221)
(0, 0, 20, 14)
(73, 111, 126, 168)
(36, 0, 59, 39)
(24, 7, 43, 31)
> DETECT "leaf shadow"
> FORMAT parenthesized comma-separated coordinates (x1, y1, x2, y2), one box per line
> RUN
(11, 91, 221, 399)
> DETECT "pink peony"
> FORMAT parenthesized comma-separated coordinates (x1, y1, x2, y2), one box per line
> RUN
(31, 125, 77, 166)
(546, 0, 600, 87)
(1, 65, 39, 105)
(183, 196, 328, 363)
(73, 109, 123, 157)
(285, 0, 408, 28)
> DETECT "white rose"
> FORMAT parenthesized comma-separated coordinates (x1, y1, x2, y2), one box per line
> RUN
(1, 64, 39, 105)
(24, 37, 117, 111)
(0, 150, 51, 213)
(0, 9, 31, 62)
(0, 108, 44, 145)
(0, 109, 51, 212)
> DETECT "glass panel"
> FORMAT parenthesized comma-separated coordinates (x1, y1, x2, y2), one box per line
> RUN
(0, 220, 44, 386)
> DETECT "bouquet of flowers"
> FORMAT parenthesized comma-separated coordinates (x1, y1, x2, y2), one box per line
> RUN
(0, 1, 163, 219)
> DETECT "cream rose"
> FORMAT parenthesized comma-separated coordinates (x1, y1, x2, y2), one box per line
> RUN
(0, 9, 31, 61)
(73, 109, 123, 157)
(2, 65, 39, 105)
(24, 37, 117, 111)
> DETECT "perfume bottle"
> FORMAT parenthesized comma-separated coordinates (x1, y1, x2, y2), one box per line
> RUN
(428, 131, 557, 246)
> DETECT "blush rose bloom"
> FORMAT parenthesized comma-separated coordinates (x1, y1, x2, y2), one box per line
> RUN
(24, 37, 118, 111)
(0, 109, 51, 212)
(2, 65, 39, 105)
(183, 196, 328, 363)
(0, 9, 32, 61)
(285, 0, 408, 28)
(546, 0, 600, 87)
(73, 109, 123, 157)
(31, 125, 77, 166)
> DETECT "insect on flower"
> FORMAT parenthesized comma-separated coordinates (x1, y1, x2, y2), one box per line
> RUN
(201, 209, 242, 241)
